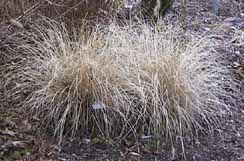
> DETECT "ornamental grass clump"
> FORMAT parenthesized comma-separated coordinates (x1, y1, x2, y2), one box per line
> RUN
(0, 19, 239, 145)
(1, 21, 134, 142)
(103, 22, 239, 141)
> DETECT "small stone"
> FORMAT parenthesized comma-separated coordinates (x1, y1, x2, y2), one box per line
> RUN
(129, 151, 140, 157)
(82, 138, 91, 144)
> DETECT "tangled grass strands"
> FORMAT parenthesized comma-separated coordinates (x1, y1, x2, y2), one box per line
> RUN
(0, 19, 241, 146)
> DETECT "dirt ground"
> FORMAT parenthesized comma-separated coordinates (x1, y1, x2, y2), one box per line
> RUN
(0, 0, 244, 161)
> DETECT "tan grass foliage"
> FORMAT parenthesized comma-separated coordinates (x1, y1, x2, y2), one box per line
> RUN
(0, 19, 240, 145)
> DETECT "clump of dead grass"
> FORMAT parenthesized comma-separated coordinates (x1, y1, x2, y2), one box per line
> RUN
(0, 19, 240, 145)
